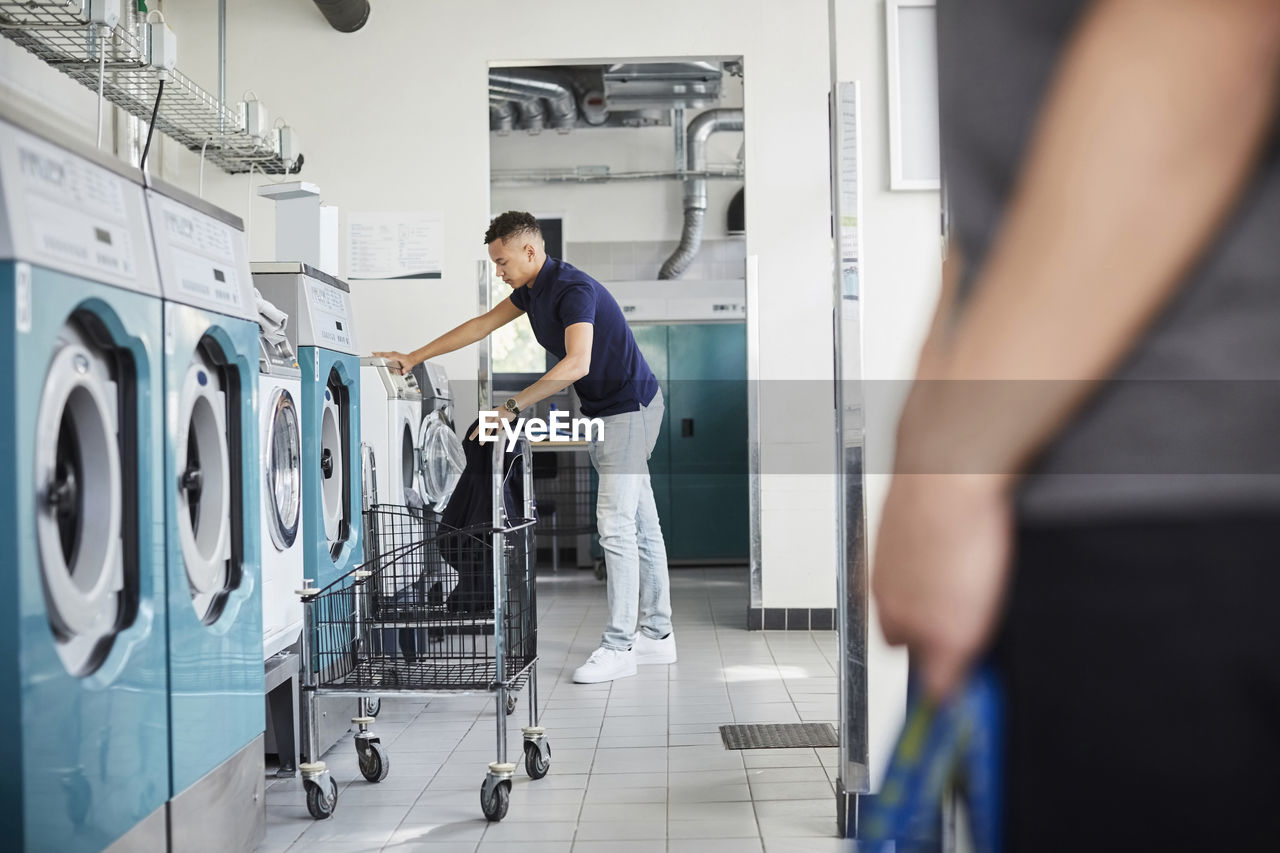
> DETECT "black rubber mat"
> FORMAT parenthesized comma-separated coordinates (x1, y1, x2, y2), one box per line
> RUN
(719, 723, 839, 750)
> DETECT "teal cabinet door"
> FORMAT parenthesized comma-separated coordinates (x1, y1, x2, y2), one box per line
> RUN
(666, 324, 749, 561)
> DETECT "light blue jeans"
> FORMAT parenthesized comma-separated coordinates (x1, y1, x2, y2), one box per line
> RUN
(589, 389, 672, 651)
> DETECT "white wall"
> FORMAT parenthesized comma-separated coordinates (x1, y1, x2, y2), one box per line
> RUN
(832, 0, 943, 786)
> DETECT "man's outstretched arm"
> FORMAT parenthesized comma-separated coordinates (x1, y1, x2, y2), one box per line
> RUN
(373, 297, 525, 374)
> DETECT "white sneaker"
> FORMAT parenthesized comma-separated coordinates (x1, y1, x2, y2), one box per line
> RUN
(572, 647, 637, 683)
(634, 631, 677, 665)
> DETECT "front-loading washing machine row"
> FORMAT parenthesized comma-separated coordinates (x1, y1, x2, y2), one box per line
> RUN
(0, 107, 169, 852)
(146, 181, 265, 853)
(251, 264, 362, 590)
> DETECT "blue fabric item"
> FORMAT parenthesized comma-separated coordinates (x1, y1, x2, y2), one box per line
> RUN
(859, 666, 1003, 853)
(508, 257, 658, 417)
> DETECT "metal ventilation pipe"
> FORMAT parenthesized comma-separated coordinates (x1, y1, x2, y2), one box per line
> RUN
(488, 71, 577, 130)
(514, 99, 546, 133)
(659, 108, 744, 280)
(311, 0, 370, 32)
(489, 100, 515, 133)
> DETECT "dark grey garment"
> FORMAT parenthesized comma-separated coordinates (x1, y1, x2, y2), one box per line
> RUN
(936, 0, 1280, 520)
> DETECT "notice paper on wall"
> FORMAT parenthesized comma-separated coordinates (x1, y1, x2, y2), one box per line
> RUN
(836, 82, 861, 300)
(346, 212, 444, 280)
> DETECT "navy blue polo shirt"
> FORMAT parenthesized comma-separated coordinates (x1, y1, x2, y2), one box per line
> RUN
(508, 257, 658, 418)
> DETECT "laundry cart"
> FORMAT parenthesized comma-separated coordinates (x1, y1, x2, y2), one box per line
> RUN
(296, 437, 549, 823)
(530, 441, 597, 573)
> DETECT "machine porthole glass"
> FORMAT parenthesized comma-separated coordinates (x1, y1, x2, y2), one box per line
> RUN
(185, 425, 202, 534)
(319, 395, 343, 543)
(53, 404, 86, 569)
(36, 320, 131, 678)
(418, 414, 465, 510)
(266, 389, 301, 550)
(177, 345, 234, 625)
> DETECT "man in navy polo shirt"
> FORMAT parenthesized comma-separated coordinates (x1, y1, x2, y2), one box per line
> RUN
(374, 211, 674, 683)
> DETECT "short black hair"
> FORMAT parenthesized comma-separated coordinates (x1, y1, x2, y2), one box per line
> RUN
(484, 211, 543, 245)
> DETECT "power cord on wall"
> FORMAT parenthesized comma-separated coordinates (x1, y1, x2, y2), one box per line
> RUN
(95, 24, 107, 149)
(139, 78, 164, 181)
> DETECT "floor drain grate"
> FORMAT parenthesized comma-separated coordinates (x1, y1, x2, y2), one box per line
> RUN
(719, 723, 839, 750)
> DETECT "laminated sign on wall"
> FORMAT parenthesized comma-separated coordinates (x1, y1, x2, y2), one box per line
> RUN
(347, 212, 444, 280)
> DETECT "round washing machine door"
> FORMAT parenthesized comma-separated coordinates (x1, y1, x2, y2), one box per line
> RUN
(264, 387, 301, 551)
(35, 322, 128, 677)
(416, 412, 464, 512)
(176, 347, 233, 624)
(319, 391, 344, 544)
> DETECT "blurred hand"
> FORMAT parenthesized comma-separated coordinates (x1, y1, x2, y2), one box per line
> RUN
(872, 474, 1013, 699)
(371, 350, 412, 375)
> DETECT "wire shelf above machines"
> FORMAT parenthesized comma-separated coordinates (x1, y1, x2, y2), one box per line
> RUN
(0, 2, 300, 175)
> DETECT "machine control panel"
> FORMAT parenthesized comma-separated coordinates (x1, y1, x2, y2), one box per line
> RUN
(147, 190, 255, 320)
(0, 120, 159, 295)
(304, 278, 355, 352)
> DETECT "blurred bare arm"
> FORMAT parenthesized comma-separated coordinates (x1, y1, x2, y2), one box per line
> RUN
(899, 0, 1280, 481)
(877, 0, 1280, 697)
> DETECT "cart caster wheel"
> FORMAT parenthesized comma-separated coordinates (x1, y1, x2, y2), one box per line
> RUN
(506, 695, 518, 716)
(524, 740, 551, 780)
(593, 561, 606, 581)
(362, 697, 381, 717)
(304, 776, 339, 820)
(481, 779, 510, 822)
(358, 741, 390, 783)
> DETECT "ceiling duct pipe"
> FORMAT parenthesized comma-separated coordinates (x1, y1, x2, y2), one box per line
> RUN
(659, 108, 744, 280)
(488, 70, 577, 130)
(489, 100, 515, 133)
(311, 0, 370, 32)
(515, 99, 546, 133)
(489, 89, 547, 131)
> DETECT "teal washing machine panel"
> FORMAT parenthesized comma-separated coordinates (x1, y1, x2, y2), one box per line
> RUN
(0, 264, 169, 852)
(299, 346, 363, 588)
(162, 302, 264, 795)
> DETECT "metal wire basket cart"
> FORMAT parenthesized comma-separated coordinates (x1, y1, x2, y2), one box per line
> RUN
(296, 438, 549, 822)
(530, 444, 598, 574)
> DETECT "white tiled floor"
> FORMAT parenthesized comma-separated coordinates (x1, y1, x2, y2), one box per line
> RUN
(257, 567, 849, 853)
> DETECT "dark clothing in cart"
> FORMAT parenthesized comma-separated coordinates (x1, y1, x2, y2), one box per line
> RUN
(439, 418, 526, 614)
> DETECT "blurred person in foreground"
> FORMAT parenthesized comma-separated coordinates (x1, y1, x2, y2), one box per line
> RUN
(873, 1, 1280, 848)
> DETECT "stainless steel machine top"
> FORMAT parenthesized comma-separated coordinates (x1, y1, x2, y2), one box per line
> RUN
(250, 262, 358, 355)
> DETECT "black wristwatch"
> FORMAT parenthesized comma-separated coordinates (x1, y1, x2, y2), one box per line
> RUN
(503, 397, 521, 416)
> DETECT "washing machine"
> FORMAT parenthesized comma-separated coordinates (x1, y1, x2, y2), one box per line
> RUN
(147, 181, 264, 853)
(258, 298, 304, 660)
(360, 356, 424, 508)
(0, 107, 169, 851)
(412, 360, 464, 513)
(251, 263, 362, 589)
